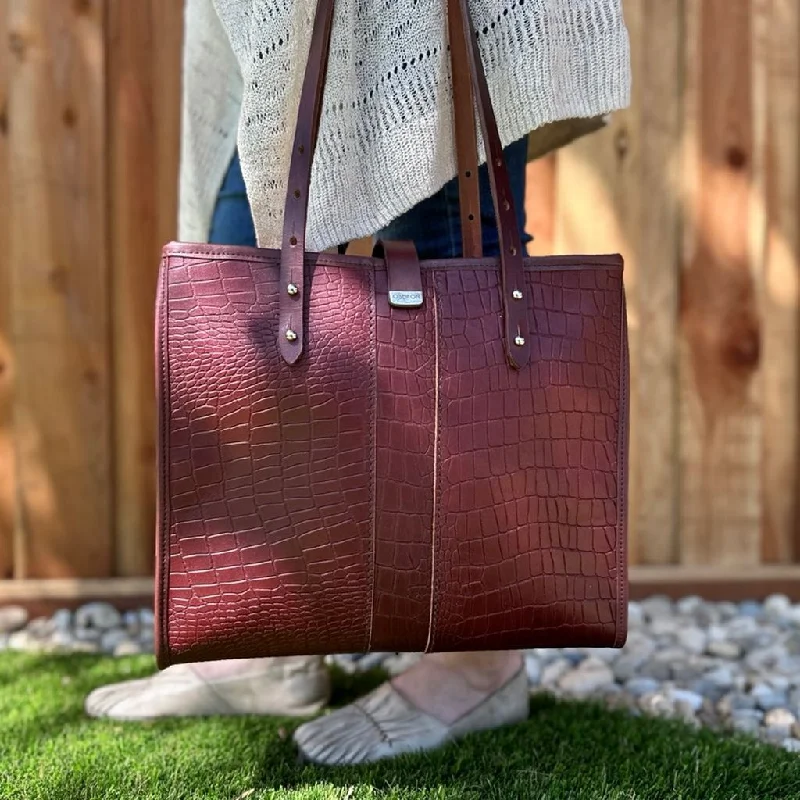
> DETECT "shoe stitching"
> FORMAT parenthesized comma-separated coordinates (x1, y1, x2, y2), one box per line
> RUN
(354, 700, 393, 744)
(390, 663, 526, 728)
(187, 667, 239, 714)
(449, 664, 527, 726)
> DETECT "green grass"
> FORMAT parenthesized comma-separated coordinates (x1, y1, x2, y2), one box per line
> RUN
(1, 654, 799, 800)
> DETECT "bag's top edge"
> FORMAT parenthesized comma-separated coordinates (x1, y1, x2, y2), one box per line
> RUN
(162, 241, 623, 272)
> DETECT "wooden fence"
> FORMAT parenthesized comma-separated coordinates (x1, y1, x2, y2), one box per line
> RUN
(1, 0, 182, 585)
(1, 0, 799, 603)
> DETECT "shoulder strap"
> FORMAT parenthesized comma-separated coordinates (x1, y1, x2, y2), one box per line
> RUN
(279, 0, 530, 369)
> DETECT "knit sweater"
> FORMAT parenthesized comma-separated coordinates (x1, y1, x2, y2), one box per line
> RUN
(179, 0, 630, 250)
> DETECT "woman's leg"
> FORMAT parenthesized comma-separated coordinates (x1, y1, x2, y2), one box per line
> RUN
(207, 150, 259, 247)
(294, 139, 533, 764)
(85, 153, 330, 720)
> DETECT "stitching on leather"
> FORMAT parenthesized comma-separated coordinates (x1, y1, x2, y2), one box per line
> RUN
(424, 271, 442, 653)
(366, 265, 378, 652)
(423, 258, 624, 272)
(613, 282, 629, 649)
(161, 250, 376, 268)
(158, 256, 172, 666)
(161, 247, 624, 273)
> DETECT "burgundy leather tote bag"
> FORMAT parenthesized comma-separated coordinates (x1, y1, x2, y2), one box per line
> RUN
(155, 0, 629, 667)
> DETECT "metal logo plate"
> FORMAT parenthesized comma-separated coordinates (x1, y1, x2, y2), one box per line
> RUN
(388, 290, 424, 309)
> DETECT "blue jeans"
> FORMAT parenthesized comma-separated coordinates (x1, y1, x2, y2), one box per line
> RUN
(209, 139, 532, 256)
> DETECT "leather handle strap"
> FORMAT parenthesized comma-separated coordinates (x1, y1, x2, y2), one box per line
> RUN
(374, 239, 424, 308)
(452, 0, 530, 368)
(279, 0, 335, 365)
(448, 0, 482, 257)
(279, 0, 531, 369)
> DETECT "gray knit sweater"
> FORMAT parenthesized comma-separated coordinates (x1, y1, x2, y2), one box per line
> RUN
(179, 0, 630, 249)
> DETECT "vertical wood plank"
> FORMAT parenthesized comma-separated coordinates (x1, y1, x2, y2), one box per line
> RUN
(758, 0, 800, 563)
(346, 238, 374, 256)
(552, 112, 635, 551)
(7, 0, 111, 578)
(0, 0, 16, 579)
(525, 152, 556, 255)
(552, 0, 682, 566)
(151, 0, 183, 244)
(679, 0, 762, 566)
(554, 114, 647, 563)
(551, 123, 629, 259)
(621, 0, 682, 565)
(108, 0, 183, 576)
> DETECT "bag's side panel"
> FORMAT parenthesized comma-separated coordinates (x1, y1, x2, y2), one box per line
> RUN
(430, 263, 626, 651)
(370, 269, 438, 652)
(155, 255, 171, 668)
(158, 252, 376, 662)
(613, 287, 630, 649)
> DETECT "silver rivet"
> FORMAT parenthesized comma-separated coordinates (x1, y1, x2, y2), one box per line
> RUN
(512, 290, 523, 300)
(515, 335, 525, 347)
(287, 283, 299, 296)
(285, 329, 298, 342)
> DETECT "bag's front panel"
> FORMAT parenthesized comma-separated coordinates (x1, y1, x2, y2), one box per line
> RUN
(430, 263, 627, 651)
(370, 269, 438, 652)
(157, 247, 628, 664)
(159, 253, 377, 662)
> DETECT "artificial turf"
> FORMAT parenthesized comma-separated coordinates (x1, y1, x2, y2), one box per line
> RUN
(1, 652, 798, 799)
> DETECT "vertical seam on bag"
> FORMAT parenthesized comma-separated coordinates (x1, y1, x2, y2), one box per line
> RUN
(424, 272, 442, 653)
(158, 256, 171, 665)
(366, 265, 378, 652)
(613, 281, 629, 649)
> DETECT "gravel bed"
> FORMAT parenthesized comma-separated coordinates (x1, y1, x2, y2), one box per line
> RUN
(3, 595, 800, 753)
(0, 604, 153, 657)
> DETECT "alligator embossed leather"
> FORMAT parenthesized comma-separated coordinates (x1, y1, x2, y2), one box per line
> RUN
(155, 0, 629, 667)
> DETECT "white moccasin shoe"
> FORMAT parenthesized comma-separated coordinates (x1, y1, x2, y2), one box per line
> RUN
(85, 656, 330, 720)
(293, 665, 529, 765)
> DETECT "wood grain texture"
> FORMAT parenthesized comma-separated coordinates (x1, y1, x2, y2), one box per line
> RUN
(758, 0, 800, 563)
(621, 0, 682, 565)
(0, 0, 16, 579)
(7, 0, 111, 577)
(0, 576, 152, 618)
(0, 0, 798, 587)
(0, 576, 152, 601)
(679, 0, 762, 566)
(628, 565, 800, 601)
(108, 0, 182, 577)
(553, 113, 642, 561)
(552, 0, 681, 566)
